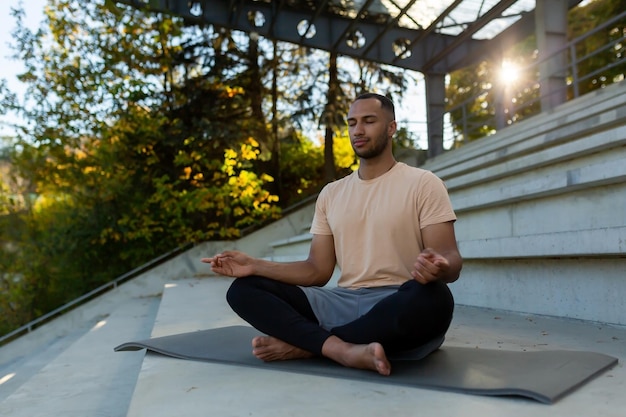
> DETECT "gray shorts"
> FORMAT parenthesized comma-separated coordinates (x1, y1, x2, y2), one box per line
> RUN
(298, 284, 445, 360)
(298, 285, 400, 331)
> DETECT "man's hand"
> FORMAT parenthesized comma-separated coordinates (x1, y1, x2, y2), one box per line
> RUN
(410, 248, 451, 284)
(201, 250, 255, 278)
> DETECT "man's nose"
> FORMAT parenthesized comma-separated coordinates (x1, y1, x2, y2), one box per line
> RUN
(352, 121, 365, 135)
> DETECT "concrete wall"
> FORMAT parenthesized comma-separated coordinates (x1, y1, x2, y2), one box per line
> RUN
(423, 81, 626, 325)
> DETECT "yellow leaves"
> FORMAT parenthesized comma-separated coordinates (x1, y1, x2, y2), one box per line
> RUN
(138, 144, 153, 154)
(223, 158, 237, 177)
(239, 139, 260, 161)
(333, 129, 359, 171)
(101, 227, 122, 243)
(179, 166, 205, 185)
(131, 135, 281, 245)
(252, 199, 267, 210)
(239, 146, 258, 161)
(224, 149, 237, 159)
(227, 171, 258, 198)
(31, 192, 73, 214)
(220, 86, 244, 98)
(215, 137, 281, 227)
(222, 138, 262, 176)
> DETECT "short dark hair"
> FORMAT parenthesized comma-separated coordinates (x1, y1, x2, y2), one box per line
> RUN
(354, 93, 395, 120)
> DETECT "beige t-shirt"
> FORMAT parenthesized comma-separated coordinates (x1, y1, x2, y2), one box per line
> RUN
(310, 162, 456, 289)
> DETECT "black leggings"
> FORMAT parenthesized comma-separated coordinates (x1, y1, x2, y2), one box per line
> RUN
(226, 276, 454, 356)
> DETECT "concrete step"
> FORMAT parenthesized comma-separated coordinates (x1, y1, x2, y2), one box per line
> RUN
(122, 277, 626, 417)
(0, 295, 160, 417)
(0, 316, 96, 403)
(269, 232, 313, 257)
(423, 82, 626, 326)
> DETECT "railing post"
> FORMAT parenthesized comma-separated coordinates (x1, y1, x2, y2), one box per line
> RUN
(570, 43, 580, 98)
(494, 78, 506, 131)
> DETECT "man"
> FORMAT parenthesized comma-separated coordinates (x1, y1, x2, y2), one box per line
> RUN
(202, 93, 462, 376)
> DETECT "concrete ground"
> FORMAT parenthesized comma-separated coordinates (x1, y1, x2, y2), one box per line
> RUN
(122, 277, 625, 417)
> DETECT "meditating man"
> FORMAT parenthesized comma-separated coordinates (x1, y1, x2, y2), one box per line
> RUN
(202, 92, 462, 375)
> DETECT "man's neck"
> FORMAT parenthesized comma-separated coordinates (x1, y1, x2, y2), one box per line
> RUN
(357, 157, 397, 180)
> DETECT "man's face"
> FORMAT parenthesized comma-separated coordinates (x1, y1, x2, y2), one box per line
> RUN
(347, 98, 396, 159)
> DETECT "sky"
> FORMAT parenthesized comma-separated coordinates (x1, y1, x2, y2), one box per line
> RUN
(0, 0, 47, 137)
(0, 0, 430, 147)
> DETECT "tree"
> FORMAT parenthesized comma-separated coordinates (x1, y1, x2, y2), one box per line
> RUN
(0, 0, 283, 334)
(567, 0, 626, 95)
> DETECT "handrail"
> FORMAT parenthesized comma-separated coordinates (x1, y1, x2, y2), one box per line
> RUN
(0, 242, 193, 345)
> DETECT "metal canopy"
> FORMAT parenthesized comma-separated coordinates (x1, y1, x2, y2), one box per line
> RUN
(116, 0, 582, 157)
(117, 0, 565, 74)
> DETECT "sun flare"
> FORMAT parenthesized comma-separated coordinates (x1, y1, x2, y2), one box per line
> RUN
(499, 60, 521, 84)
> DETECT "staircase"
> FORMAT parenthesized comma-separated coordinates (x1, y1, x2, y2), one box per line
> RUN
(1, 82, 625, 416)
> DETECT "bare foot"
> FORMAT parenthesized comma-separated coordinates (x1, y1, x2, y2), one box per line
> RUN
(251, 336, 314, 362)
(322, 336, 391, 376)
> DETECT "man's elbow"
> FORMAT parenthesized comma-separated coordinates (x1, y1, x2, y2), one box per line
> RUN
(302, 260, 334, 287)
(444, 254, 463, 284)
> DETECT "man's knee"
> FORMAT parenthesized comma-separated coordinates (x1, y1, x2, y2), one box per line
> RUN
(225, 279, 242, 310)
(226, 276, 272, 310)
(406, 278, 453, 300)
(226, 276, 256, 309)
(399, 279, 455, 328)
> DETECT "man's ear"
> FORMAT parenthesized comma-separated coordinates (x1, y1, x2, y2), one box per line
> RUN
(388, 120, 397, 137)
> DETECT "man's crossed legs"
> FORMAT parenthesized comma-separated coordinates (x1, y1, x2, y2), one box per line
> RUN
(226, 276, 454, 375)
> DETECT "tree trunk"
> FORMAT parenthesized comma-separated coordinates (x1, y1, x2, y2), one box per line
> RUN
(324, 52, 339, 182)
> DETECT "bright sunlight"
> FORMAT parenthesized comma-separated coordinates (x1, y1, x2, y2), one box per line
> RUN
(499, 59, 521, 85)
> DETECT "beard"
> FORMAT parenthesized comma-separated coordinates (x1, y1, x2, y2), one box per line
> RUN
(353, 132, 390, 159)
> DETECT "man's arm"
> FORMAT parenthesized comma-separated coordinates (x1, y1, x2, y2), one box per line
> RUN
(201, 233, 337, 287)
(411, 221, 462, 284)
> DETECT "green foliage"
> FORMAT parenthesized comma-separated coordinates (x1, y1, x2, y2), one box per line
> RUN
(277, 130, 325, 206)
(568, 0, 626, 95)
(332, 129, 359, 174)
(446, 61, 498, 142)
(112, 134, 282, 246)
(0, 1, 286, 335)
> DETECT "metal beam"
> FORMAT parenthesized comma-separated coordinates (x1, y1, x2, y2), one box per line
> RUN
(115, 0, 486, 73)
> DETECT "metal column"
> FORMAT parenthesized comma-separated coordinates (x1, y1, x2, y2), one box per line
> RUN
(535, 0, 569, 110)
(424, 72, 446, 158)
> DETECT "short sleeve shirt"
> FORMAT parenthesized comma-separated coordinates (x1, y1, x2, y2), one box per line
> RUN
(310, 162, 456, 288)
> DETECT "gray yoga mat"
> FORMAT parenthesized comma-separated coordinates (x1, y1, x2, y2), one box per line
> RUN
(114, 325, 617, 404)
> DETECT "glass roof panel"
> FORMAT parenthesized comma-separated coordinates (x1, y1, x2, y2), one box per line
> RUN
(327, 0, 536, 39)
(472, 0, 535, 39)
